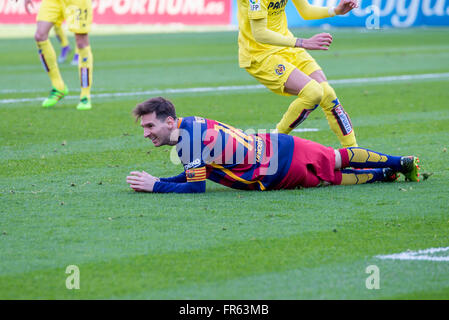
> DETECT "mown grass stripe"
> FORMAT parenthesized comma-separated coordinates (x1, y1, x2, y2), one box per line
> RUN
(1, 225, 447, 299)
(2, 73, 449, 105)
(1, 111, 447, 162)
(113, 259, 449, 299)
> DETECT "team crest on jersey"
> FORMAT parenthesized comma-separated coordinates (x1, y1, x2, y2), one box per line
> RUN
(186, 169, 196, 179)
(249, 0, 261, 12)
(275, 64, 286, 76)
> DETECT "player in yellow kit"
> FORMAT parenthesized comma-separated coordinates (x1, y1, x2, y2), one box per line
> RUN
(237, 0, 358, 147)
(22, 0, 93, 110)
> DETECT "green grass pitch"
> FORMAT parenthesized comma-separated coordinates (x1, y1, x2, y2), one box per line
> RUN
(0, 27, 448, 299)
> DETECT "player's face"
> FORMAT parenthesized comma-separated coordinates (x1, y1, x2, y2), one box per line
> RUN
(141, 112, 173, 147)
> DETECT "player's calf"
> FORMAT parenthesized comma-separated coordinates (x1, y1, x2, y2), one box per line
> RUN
(340, 147, 403, 171)
(320, 82, 357, 148)
(338, 148, 420, 182)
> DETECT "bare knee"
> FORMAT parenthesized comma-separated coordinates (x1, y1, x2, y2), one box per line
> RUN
(35, 21, 54, 42)
(34, 30, 49, 42)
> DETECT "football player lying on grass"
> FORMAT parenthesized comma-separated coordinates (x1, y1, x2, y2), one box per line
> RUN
(126, 97, 420, 193)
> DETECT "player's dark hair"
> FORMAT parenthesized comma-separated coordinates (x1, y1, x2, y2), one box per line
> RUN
(133, 97, 177, 121)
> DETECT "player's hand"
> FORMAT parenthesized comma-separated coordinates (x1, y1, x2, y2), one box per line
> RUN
(297, 33, 333, 50)
(335, 0, 358, 15)
(126, 171, 160, 192)
(20, 0, 35, 14)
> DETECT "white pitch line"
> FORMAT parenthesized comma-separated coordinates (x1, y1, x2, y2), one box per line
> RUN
(0, 87, 115, 94)
(292, 128, 320, 132)
(376, 247, 449, 262)
(330, 72, 449, 84)
(0, 85, 263, 104)
(2, 72, 449, 105)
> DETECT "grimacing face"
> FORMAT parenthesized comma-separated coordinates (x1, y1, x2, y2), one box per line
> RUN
(140, 112, 175, 147)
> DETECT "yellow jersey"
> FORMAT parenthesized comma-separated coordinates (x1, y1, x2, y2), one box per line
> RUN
(237, 0, 332, 68)
(237, 0, 293, 68)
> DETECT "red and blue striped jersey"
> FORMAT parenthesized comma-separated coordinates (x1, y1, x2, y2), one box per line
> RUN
(175, 116, 295, 191)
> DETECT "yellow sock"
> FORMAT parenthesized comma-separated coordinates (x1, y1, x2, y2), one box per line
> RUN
(36, 40, 65, 91)
(78, 46, 93, 99)
(276, 80, 323, 134)
(320, 82, 357, 147)
(54, 25, 69, 47)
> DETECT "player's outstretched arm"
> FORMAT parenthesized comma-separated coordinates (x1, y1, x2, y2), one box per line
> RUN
(126, 170, 205, 193)
(159, 171, 187, 183)
(153, 180, 206, 193)
(292, 0, 358, 20)
(292, 0, 332, 20)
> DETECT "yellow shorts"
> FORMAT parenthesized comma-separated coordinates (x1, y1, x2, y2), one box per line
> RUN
(245, 48, 322, 96)
(37, 0, 92, 34)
